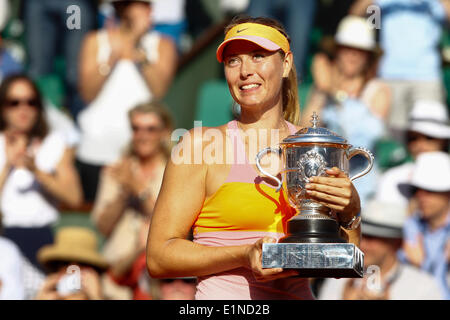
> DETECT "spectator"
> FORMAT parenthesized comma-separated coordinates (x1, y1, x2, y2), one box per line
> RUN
(318, 199, 443, 300)
(0, 212, 25, 300)
(399, 151, 450, 299)
(23, 0, 97, 119)
(0, 74, 83, 271)
(350, 0, 449, 143)
(2, 5, 80, 153)
(91, 101, 173, 299)
(92, 102, 172, 265)
(301, 15, 390, 137)
(35, 227, 108, 300)
(246, 0, 316, 79)
(375, 100, 450, 208)
(302, 15, 391, 206)
(77, 0, 177, 202)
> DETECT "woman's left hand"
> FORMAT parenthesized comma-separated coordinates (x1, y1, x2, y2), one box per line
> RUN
(305, 167, 360, 223)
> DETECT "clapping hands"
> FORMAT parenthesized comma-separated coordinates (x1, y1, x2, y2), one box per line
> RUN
(106, 157, 148, 198)
(4, 133, 39, 171)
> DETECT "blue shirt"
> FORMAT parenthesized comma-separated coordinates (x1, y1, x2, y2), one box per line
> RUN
(401, 211, 450, 299)
(376, 0, 447, 81)
(0, 49, 23, 83)
(321, 98, 384, 207)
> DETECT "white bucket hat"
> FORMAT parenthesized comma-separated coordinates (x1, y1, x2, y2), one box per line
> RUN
(408, 100, 450, 139)
(334, 15, 376, 51)
(361, 200, 408, 239)
(399, 151, 450, 197)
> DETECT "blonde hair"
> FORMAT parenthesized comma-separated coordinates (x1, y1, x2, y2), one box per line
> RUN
(127, 100, 175, 159)
(224, 16, 300, 125)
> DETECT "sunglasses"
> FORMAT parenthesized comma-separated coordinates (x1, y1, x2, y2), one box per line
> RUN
(4, 98, 40, 108)
(131, 125, 163, 133)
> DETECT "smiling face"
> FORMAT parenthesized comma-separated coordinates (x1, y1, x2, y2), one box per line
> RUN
(2, 79, 40, 134)
(335, 45, 370, 77)
(130, 111, 167, 159)
(223, 40, 292, 114)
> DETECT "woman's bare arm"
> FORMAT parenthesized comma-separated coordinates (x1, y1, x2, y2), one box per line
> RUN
(341, 225, 361, 248)
(440, 0, 450, 19)
(311, 53, 333, 94)
(91, 170, 129, 236)
(78, 32, 119, 103)
(369, 82, 391, 120)
(32, 148, 83, 208)
(140, 36, 177, 99)
(146, 129, 249, 278)
(146, 129, 297, 281)
(300, 88, 328, 127)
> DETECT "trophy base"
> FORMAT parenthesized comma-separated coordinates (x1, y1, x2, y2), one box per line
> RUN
(280, 218, 346, 244)
(262, 243, 364, 278)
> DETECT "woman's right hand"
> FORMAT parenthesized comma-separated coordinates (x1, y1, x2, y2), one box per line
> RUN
(245, 237, 299, 282)
(5, 133, 27, 167)
(35, 274, 61, 300)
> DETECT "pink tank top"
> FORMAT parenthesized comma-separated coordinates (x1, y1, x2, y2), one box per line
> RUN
(194, 120, 314, 300)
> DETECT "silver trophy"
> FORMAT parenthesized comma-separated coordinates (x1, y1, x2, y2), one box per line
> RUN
(255, 113, 374, 277)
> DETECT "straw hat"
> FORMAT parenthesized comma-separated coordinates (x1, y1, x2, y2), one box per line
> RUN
(361, 200, 408, 239)
(38, 227, 108, 271)
(408, 100, 450, 139)
(335, 15, 376, 51)
(398, 151, 450, 197)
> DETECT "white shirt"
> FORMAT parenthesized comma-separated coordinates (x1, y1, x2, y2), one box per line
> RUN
(45, 102, 81, 148)
(318, 263, 443, 300)
(0, 131, 66, 227)
(76, 31, 159, 165)
(0, 237, 25, 300)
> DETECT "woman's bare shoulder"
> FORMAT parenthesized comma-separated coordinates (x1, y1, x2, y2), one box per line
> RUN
(171, 122, 232, 165)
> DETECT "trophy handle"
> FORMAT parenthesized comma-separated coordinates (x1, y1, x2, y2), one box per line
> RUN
(255, 147, 283, 192)
(348, 147, 375, 181)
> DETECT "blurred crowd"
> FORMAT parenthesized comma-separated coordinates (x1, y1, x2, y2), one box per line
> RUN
(0, 0, 449, 300)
